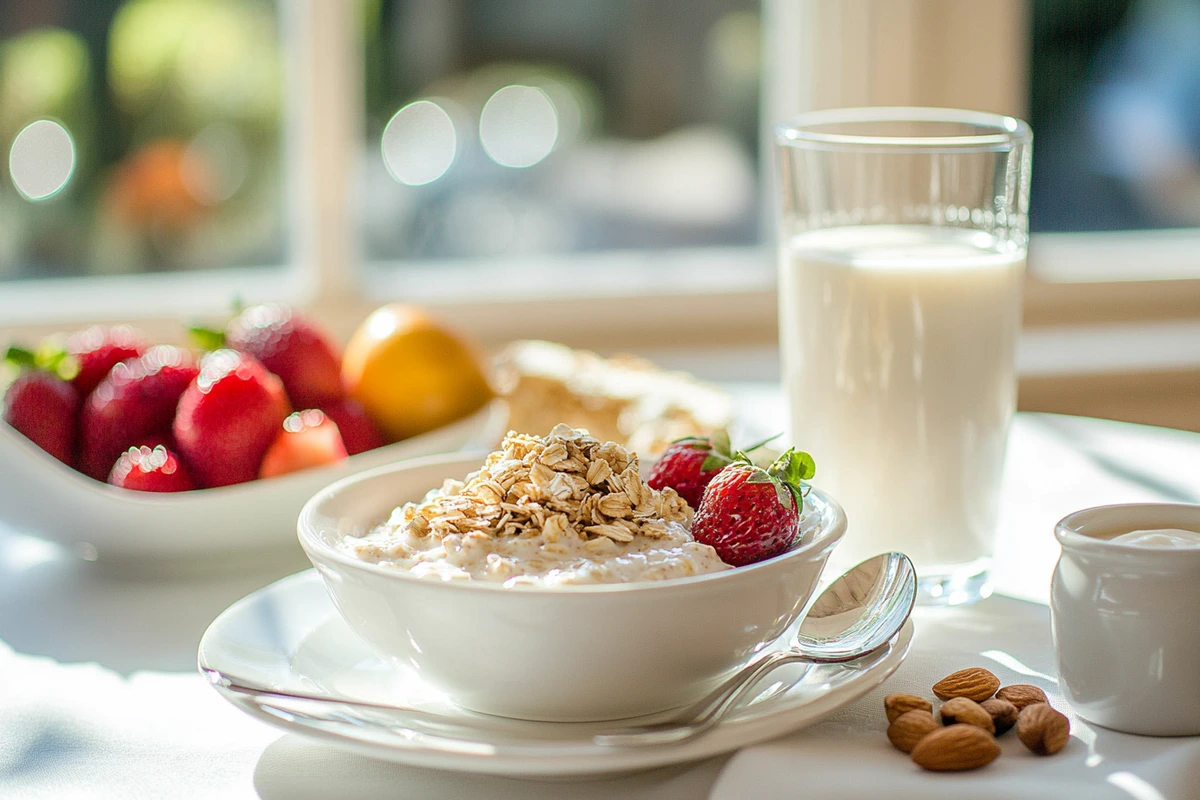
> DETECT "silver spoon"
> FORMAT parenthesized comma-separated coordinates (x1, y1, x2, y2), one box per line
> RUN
(592, 552, 917, 747)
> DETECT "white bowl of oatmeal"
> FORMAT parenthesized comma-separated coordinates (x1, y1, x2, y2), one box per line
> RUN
(298, 426, 846, 722)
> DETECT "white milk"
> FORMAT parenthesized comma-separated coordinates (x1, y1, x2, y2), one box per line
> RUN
(780, 225, 1025, 578)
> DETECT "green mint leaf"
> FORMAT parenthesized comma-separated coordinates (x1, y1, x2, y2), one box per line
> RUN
(188, 325, 226, 352)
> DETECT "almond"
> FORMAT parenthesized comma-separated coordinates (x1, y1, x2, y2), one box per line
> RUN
(885, 693, 933, 724)
(911, 724, 1001, 771)
(1017, 703, 1070, 755)
(887, 710, 940, 753)
(932, 667, 1000, 702)
(981, 697, 1019, 735)
(996, 683, 1049, 711)
(939, 697, 996, 734)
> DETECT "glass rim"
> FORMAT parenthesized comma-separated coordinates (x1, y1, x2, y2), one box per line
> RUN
(775, 107, 1032, 152)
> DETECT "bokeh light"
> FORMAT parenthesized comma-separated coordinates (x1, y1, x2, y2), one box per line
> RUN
(0, 29, 89, 131)
(479, 85, 558, 168)
(9, 119, 75, 201)
(109, 0, 279, 120)
(381, 100, 457, 186)
(182, 123, 249, 205)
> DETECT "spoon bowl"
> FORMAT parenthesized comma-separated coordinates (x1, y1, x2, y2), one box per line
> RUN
(794, 551, 918, 661)
(592, 552, 917, 746)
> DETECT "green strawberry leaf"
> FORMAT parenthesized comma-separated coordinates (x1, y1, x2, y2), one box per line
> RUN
(34, 341, 79, 381)
(52, 353, 80, 381)
(789, 450, 816, 482)
(677, 430, 779, 473)
(786, 482, 805, 509)
(749, 448, 816, 512)
(767, 448, 814, 482)
(5, 346, 37, 369)
(741, 432, 782, 454)
(188, 324, 226, 352)
(670, 435, 713, 450)
(3, 344, 78, 381)
(773, 479, 796, 510)
(744, 466, 773, 484)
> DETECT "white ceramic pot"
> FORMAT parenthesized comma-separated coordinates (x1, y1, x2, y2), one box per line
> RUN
(1051, 503, 1200, 736)
(298, 454, 847, 722)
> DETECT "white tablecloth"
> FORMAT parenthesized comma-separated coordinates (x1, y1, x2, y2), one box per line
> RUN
(713, 599, 1200, 800)
(3, 398, 1200, 799)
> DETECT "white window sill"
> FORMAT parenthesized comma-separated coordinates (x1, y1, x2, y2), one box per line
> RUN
(638, 319, 1200, 384)
(3, 237, 1200, 362)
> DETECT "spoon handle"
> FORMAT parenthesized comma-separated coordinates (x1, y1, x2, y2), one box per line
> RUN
(592, 649, 805, 747)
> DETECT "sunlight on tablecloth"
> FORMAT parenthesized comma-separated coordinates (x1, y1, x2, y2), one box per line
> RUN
(0, 640, 275, 799)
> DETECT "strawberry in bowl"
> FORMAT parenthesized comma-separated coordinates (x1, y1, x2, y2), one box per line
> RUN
(2, 348, 80, 466)
(174, 349, 292, 488)
(66, 325, 147, 398)
(109, 445, 197, 492)
(224, 303, 345, 410)
(0, 304, 508, 561)
(646, 430, 777, 509)
(692, 449, 817, 567)
(79, 345, 199, 480)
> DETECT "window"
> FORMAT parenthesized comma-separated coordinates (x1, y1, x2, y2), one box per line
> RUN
(2, 0, 1198, 349)
(0, 0, 285, 282)
(1030, 0, 1200, 233)
(359, 0, 762, 265)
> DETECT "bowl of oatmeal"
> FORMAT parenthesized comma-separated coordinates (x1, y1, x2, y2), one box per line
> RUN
(298, 425, 846, 721)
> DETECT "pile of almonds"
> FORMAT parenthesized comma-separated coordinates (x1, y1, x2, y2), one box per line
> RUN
(885, 667, 1071, 771)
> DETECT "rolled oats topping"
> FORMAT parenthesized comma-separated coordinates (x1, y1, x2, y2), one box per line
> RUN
(339, 424, 730, 586)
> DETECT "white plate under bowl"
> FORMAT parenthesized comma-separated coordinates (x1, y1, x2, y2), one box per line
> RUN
(0, 400, 507, 563)
(197, 570, 914, 777)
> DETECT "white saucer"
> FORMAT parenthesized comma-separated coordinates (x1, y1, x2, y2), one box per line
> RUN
(198, 570, 914, 777)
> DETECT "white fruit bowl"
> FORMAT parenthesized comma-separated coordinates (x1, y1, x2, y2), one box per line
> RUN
(298, 453, 847, 722)
(0, 400, 508, 564)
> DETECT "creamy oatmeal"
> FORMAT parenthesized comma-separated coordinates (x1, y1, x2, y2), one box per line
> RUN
(340, 424, 730, 586)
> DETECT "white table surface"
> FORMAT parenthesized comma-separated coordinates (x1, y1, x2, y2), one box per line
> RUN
(3, 388, 1200, 799)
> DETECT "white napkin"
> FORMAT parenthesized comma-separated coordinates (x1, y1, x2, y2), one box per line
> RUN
(710, 596, 1200, 800)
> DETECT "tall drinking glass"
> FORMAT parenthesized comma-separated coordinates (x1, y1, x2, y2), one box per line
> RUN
(775, 107, 1032, 605)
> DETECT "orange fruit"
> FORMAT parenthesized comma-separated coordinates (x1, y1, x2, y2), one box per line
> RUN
(342, 305, 493, 442)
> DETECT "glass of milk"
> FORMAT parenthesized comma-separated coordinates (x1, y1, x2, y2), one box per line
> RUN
(775, 107, 1032, 605)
